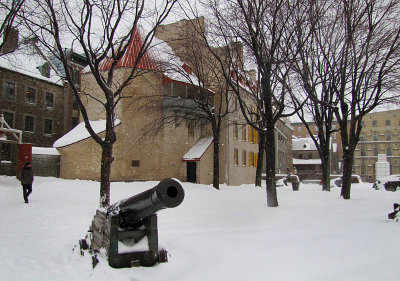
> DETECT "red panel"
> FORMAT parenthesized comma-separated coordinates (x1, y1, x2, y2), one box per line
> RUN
(17, 143, 32, 175)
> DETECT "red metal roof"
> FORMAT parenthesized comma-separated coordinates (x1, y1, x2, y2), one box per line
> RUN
(97, 27, 157, 71)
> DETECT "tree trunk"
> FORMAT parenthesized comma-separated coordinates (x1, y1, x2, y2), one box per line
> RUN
(100, 140, 113, 207)
(341, 148, 354, 199)
(255, 133, 265, 187)
(213, 133, 220, 190)
(321, 151, 331, 191)
(265, 127, 278, 207)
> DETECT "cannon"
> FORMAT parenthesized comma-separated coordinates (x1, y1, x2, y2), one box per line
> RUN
(88, 178, 184, 268)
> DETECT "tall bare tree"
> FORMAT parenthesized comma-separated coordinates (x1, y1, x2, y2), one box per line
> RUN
(317, 0, 400, 199)
(22, 0, 177, 207)
(205, 0, 307, 206)
(289, 0, 340, 191)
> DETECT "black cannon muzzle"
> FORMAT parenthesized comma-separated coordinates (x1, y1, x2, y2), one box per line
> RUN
(108, 178, 184, 228)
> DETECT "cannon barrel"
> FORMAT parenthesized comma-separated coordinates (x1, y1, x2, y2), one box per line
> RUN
(108, 178, 184, 227)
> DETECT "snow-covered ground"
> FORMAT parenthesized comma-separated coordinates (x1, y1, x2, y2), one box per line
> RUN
(1, 176, 399, 281)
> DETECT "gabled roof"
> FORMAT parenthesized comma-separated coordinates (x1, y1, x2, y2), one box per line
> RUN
(97, 27, 158, 71)
(82, 27, 207, 91)
(0, 43, 63, 86)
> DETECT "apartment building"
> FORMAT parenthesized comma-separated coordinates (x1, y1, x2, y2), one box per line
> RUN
(354, 109, 400, 181)
(291, 108, 400, 181)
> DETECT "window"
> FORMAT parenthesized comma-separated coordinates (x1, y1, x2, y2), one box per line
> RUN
(24, 115, 35, 132)
(387, 131, 392, 141)
(314, 125, 318, 132)
(242, 150, 247, 166)
(234, 149, 238, 166)
(233, 123, 238, 139)
(248, 126, 253, 143)
(385, 120, 391, 126)
(360, 134, 365, 141)
(242, 125, 246, 141)
(45, 92, 54, 108)
(3, 81, 16, 100)
(188, 120, 194, 137)
(361, 165, 366, 175)
(373, 133, 378, 141)
(249, 152, 254, 167)
(387, 147, 392, 156)
(2, 111, 14, 127)
(43, 119, 53, 135)
(372, 120, 378, 127)
(361, 121, 365, 127)
(254, 153, 258, 168)
(248, 127, 257, 144)
(298, 126, 301, 132)
(373, 147, 379, 156)
(361, 148, 366, 156)
(1, 143, 12, 161)
(26, 87, 36, 104)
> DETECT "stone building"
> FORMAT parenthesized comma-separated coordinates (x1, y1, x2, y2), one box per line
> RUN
(291, 108, 400, 182)
(291, 121, 341, 175)
(291, 137, 339, 180)
(354, 109, 400, 181)
(54, 18, 293, 185)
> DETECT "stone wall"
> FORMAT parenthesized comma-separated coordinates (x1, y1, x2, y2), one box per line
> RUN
(32, 154, 60, 177)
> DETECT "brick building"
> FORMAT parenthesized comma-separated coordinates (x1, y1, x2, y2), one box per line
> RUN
(0, 30, 86, 175)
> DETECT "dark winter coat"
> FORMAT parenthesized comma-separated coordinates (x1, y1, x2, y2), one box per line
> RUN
(20, 167, 34, 185)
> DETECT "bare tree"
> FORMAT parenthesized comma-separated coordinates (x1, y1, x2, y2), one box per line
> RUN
(317, 0, 400, 199)
(0, 0, 25, 54)
(290, 0, 340, 191)
(22, 0, 177, 207)
(205, 0, 307, 207)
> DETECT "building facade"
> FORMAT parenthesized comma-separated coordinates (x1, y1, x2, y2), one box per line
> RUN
(54, 18, 293, 186)
(291, 108, 400, 182)
(0, 31, 86, 175)
(354, 109, 400, 181)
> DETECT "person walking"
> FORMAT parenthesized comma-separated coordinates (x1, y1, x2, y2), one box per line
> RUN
(20, 162, 34, 203)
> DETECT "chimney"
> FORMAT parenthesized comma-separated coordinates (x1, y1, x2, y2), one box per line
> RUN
(1, 27, 19, 54)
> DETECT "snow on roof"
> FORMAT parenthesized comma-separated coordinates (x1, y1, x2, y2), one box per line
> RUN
(183, 136, 213, 161)
(32, 147, 60, 156)
(0, 44, 63, 86)
(293, 158, 322, 165)
(82, 28, 204, 88)
(53, 119, 121, 148)
(292, 137, 317, 151)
